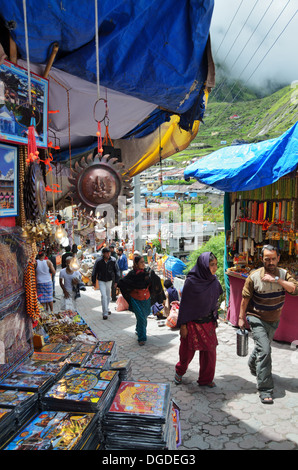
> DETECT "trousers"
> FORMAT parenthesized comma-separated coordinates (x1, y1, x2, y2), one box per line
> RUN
(175, 336, 217, 385)
(98, 280, 112, 316)
(130, 297, 151, 343)
(247, 315, 279, 396)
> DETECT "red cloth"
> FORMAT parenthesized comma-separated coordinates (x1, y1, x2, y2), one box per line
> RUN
(0, 217, 15, 227)
(186, 321, 218, 351)
(175, 321, 217, 385)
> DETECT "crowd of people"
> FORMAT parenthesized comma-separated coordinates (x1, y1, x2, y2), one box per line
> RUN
(34, 239, 298, 406)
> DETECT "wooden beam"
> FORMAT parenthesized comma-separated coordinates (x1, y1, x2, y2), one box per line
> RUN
(43, 42, 59, 78)
(9, 36, 17, 63)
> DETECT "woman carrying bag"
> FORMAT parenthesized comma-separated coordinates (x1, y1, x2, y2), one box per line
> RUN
(118, 255, 165, 345)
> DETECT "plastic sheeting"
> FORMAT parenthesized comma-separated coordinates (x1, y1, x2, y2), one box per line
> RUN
(1, 0, 214, 115)
(164, 256, 186, 277)
(184, 122, 298, 192)
(0, 0, 215, 174)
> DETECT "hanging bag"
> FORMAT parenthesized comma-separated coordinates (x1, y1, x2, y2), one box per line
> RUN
(116, 294, 129, 311)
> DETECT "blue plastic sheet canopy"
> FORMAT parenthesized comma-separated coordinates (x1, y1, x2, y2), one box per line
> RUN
(2, 0, 213, 113)
(184, 122, 298, 192)
(0, 0, 214, 157)
(164, 256, 186, 277)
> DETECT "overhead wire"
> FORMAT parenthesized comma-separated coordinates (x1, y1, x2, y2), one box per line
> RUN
(214, 0, 245, 56)
(220, 0, 260, 67)
(212, 0, 274, 101)
(208, 0, 295, 129)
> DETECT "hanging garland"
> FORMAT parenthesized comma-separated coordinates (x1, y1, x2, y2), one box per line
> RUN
(24, 257, 40, 325)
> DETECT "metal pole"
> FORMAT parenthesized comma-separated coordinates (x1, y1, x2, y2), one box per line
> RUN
(133, 175, 142, 253)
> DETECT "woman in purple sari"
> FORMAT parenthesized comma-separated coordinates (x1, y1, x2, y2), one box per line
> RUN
(175, 252, 223, 387)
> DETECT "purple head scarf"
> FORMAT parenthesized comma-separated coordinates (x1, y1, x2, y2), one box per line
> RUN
(176, 252, 223, 327)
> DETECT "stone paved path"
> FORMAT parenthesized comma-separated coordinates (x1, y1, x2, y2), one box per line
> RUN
(53, 274, 298, 450)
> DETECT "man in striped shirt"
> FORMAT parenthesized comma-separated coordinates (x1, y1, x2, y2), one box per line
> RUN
(239, 245, 298, 404)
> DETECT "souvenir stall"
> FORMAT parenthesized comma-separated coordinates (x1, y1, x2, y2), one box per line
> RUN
(225, 173, 298, 343)
(184, 122, 298, 344)
(0, 27, 182, 454)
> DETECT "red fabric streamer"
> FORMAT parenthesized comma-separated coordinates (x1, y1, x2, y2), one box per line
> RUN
(96, 121, 103, 155)
(27, 125, 39, 164)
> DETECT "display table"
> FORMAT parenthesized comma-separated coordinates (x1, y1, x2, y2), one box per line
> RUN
(226, 271, 298, 343)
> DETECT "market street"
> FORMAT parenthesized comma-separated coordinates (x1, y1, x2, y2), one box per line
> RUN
(53, 272, 298, 451)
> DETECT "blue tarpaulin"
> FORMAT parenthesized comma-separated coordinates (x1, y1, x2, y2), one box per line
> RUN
(0, 0, 215, 173)
(184, 122, 298, 192)
(164, 256, 186, 277)
(1, 0, 214, 116)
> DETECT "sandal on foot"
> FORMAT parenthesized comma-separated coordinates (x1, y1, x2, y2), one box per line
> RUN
(198, 382, 216, 388)
(174, 373, 183, 385)
(260, 395, 274, 404)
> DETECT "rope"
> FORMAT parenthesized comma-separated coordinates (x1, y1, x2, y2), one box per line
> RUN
(95, 0, 100, 99)
(22, 0, 31, 105)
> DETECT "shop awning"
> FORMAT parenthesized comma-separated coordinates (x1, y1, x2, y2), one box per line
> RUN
(0, 0, 215, 175)
(184, 122, 298, 192)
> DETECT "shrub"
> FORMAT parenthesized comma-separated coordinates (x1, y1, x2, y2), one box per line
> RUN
(184, 232, 226, 292)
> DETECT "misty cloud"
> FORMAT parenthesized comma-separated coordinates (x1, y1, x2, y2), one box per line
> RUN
(210, 0, 298, 90)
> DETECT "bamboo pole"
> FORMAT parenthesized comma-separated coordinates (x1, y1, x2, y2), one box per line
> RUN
(43, 42, 59, 78)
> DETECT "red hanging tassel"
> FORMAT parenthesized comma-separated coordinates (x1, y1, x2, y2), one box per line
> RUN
(27, 121, 39, 164)
(96, 121, 103, 155)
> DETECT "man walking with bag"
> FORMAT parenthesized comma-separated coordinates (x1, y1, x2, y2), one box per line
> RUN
(239, 245, 298, 404)
(92, 247, 120, 319)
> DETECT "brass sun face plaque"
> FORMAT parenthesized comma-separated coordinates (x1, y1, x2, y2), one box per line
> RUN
(68, 153, 133, 212)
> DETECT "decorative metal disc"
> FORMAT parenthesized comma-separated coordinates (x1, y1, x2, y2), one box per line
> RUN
(24, 162, 47, 221)
(68, 152, 133, 212)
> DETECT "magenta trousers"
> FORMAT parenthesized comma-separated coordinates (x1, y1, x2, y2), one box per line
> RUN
(175, 336, 217, 385)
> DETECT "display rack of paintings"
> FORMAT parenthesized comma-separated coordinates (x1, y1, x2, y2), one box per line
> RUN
(103, 381, 176, 450)
(0, 60, 48, 148)
(83, 354, 111, 370)
(0, 407, 15, 448)
(0, 293, 33, 383)
(0, 227, 32, 382)
(0, 227, 27, 303)
(110, 359, 132, 381)
(0, 143, 18, 217)
(0, 368, 54, 396)
(93, 340, 117, 356)
(14, 356, 68, 382)
(42, 366, 119, 415)
(3, 411, 101, 450)
(0, 389, 38, 429)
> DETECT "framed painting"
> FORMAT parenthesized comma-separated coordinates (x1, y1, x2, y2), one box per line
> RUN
(0, 143, 18, 217)
(0, 60, 48, 147)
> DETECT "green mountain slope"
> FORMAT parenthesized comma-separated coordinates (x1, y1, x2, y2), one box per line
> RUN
(173, 83, 298, 162)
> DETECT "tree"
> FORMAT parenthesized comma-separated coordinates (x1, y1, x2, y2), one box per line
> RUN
(184, 232, 226, 292)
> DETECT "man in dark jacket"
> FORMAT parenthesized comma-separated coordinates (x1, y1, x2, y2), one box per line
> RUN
(92, 247, 120, 319)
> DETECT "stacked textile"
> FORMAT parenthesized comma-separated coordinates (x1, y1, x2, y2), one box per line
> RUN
(103, 381, 176, 450)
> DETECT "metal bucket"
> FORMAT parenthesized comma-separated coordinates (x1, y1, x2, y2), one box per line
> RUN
(236, 329, 249, 357)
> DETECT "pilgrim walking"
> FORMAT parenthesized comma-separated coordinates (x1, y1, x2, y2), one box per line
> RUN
(175, 252, 223, 387)
(118, 255, 165, 345)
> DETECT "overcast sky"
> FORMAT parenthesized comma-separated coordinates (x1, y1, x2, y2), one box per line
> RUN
(210, 0, 298, 90)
